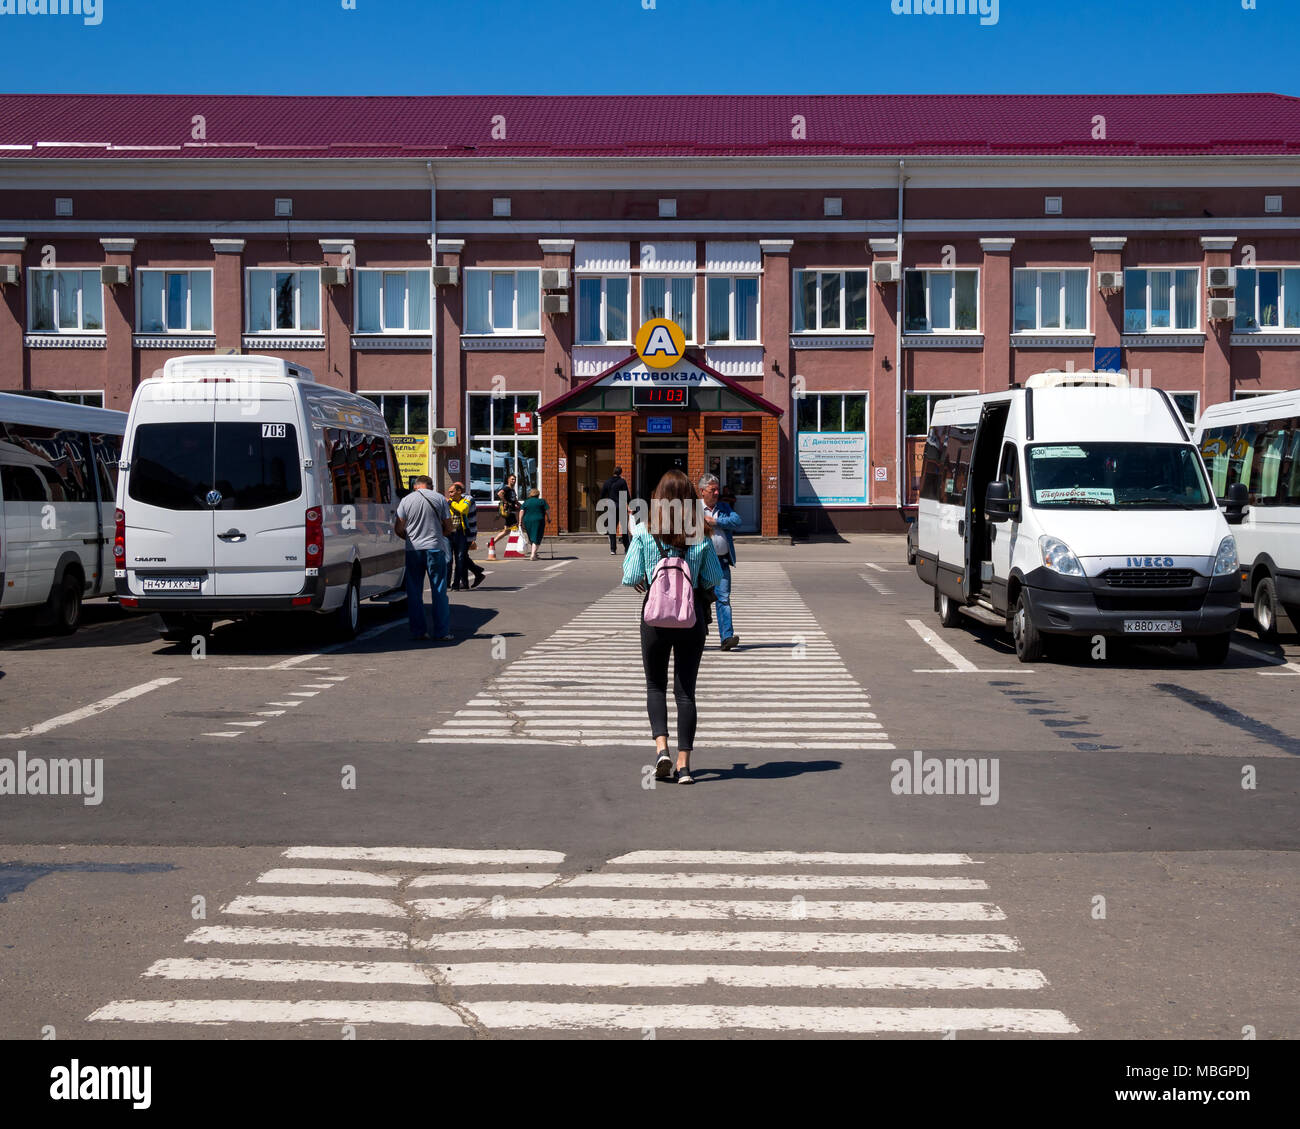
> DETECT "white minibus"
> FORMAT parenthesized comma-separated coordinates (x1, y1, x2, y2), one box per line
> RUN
(115, 356, 406, 640)
(1195, 389, 1300, 639)
(914, 373, 1241, 664)
(0, 392, 126, 633)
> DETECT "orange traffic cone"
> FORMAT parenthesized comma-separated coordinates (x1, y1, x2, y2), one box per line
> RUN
(487, 537, 497, 561)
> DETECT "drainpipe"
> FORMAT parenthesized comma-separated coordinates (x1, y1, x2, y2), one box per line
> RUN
(427, 161, 438, 481)
(894, 159, 907, 510)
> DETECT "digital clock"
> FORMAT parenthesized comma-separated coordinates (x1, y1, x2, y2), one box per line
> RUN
(634, 386, 690, 408)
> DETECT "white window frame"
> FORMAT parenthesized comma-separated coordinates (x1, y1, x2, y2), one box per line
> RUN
(1169, 391, 1200, 427)
(48, 390, 105, 407)
(904, 268, 981, 334)
(639, 275, 696, 342)
(359, 391, 431, 435)
(354, 268, 432, 335)
(1012, 267, 1090, 334)
(575, 275, 631, 345)
(244, 267, 322, 334)
(136, 268, 214, 334)
(466, 390, 542, 503)
(795, 391, 871, 434)
(462, 268, 542, 336)
(26, 268, 104, 335)
(904, 390, 979, 438)
(706, 275, 761, 344)
(793, 269, 871, 333)
(1123, 267, 1200, 334)
(1233, 266, 1300, 332)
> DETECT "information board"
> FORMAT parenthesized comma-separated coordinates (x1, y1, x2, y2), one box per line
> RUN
(795, 432, 868, 505)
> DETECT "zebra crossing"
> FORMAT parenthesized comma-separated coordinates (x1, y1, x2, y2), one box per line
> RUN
(87, 846, 1078, 1036)
(421, 563, 894, 750)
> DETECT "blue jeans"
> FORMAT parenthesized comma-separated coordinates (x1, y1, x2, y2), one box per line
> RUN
(715, 562, 733, 643)
(405, 546, 450, 638)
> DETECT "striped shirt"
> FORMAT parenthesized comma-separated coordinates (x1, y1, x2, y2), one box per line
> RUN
(622, 532, 723, 591)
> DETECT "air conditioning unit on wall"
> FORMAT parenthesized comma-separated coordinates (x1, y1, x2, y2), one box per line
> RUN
(431, 427, 458, 447)
(1207, 266, 1237, 290)
(543, 293, 569, 315)
(541, 268, 570, 290)
(101, 264, 129, 287)
(1097, 271, 1124, 291)
(871, 261, 901, 285)
(1208, 297, 1236, 321)
(0, 265, 19, 286)
(322, 266, 349, 287)
(432, 265, 459, 286)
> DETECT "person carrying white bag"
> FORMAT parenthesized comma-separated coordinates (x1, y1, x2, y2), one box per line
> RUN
(622, 468, 722, 785)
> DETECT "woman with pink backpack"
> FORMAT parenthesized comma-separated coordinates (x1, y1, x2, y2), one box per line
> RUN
(622, 468, 723, 785)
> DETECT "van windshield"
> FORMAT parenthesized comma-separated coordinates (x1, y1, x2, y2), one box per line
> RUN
(1025, 443, 1213, 509)
(129, 422, 301, 510)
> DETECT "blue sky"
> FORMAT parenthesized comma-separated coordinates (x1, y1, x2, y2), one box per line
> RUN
(1, 0, 1296, 97)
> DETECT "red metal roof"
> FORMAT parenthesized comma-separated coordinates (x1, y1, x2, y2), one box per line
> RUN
(2, 94, 1299, 158)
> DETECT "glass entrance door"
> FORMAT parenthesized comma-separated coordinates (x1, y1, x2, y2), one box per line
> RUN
(567, 440, 613, 532)
(707, 441, 758, 532)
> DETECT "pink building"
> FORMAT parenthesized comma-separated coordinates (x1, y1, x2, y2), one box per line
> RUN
(2, 93, 1299, 535)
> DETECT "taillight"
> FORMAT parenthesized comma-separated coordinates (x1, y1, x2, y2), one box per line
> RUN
(114, 508, 126, 566)
(305, 507, 323, 572)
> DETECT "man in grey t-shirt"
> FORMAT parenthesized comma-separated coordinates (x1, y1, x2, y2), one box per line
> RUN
(395, 475, 453, 641)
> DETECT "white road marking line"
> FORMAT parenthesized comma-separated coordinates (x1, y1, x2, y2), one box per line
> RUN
(255, 710, 286, 717)
(266, 701, 303, 707)
(258, 868, 401, 887)
(544, 559, 573, 571)
(0, 677, 180, 740)
(223, 895, 408, 917)
(609, 851, 977, 866)
(863, 563, 888, 572)
(143, 957, 1045, 992)
(88, 999, 464, 1027)
(186, 926, 408, 948)
(300, 684, 335, 690)
(407, 873, 561, 888)
(560, 873, 987, 891)
(464, 1002, 1078, 1034)
(906, 617, 1029, 675)
(289, 691, 319, 697)
(229, 721, 266, 728)
(203, 731, 244, 738)
(419, 928, 1021, 953)
(861, 573, 895, 596)
(410, 897, 1003, 922)
(282, 846, 565, 865)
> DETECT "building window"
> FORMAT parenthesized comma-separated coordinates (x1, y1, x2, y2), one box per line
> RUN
(356, 270, 431, 333)
(464, 269, 541, 334)
(28, 269, 103, 333)
(1124, 268, 1199, 333)
(795, 392, 869, 434)
(905, 391, 979, 437)
(246, 269, 321, 333)
(1234, 268, 1300, 331)
(641, 276, 695, 340)
(1170, 393, 1200, 427)
(706, 276, 760, 343)
(794, 270, 869, 332)
(576, 276, 630, 344)
(49, 391, 105, 408)
(359, 392, 430, 436)
(1013, 268, 1089, 332)
(467, 392, 540, 504)
(904, 269, 979, 332)
(138, 269, 213, 334)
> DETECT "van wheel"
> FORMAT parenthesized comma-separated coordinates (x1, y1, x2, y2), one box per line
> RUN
(1253, 576, 1280, 641)
(934, 589, 962, 628)
(1012, 592, 1046, 663)
(335, 575, 361, 640)
(1194, 633, 1232, 665)
(49, 572, 83, 635)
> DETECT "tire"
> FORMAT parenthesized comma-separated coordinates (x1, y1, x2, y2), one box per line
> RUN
(48, 571, 83, 635)
(1194, 633, 1232, 665)
(1253, 576, 1280, 642)
(934, 588, 962, 628)
(334, 574, 360, 640)
(1011, 591, 1046, 663)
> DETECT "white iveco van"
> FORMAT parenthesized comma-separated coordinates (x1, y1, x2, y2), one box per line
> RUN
(115, 356, 406, 640)
(915, 373, 1241, 664)
(1195, 388, 1300, 639)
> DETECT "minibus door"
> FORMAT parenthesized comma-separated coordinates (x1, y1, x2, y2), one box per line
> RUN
(962, 403, 1010, 601)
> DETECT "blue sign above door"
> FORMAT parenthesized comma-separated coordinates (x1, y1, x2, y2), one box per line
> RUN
(646, 417, 674, 435)
(577, 416, 599, 431)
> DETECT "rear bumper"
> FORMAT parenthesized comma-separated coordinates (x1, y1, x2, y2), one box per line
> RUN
(1022, 568, 1240, 637)
(115, 573, 327, 614)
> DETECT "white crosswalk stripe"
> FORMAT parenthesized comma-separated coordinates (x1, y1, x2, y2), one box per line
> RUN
(88, 847, 1078, 1036)
(420, 563, 894, 749)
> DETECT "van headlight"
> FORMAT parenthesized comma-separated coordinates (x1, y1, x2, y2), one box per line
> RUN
(1213, 536, 1238, 577)
(1039, 535, 1085, 577)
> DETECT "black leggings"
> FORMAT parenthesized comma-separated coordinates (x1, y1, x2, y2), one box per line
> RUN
(640, 598, 709, 751)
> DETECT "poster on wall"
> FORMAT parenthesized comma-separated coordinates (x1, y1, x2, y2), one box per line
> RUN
(391, 434, 429, 488)
(796, 432, 868, 505)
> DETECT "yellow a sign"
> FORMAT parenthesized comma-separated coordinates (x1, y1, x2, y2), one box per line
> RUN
(635, 318, 687, 370)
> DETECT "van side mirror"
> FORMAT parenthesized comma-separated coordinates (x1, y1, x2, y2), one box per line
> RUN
(985, 480, 1012, 523)
(1223, 482, 1249, 526)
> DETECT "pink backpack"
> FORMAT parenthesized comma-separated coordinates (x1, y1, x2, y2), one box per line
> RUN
(642, 551, 696, 629)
